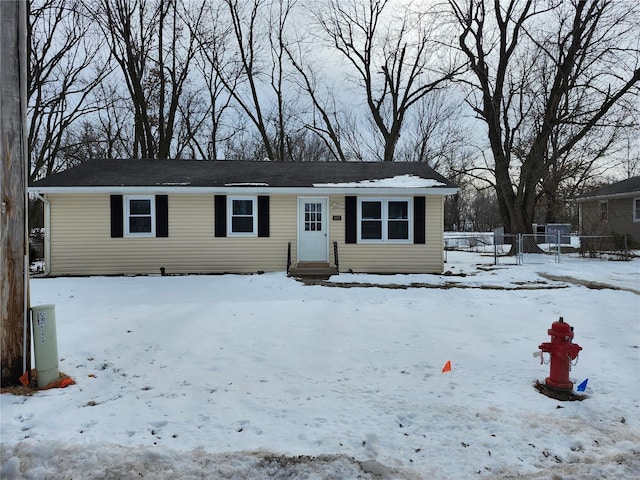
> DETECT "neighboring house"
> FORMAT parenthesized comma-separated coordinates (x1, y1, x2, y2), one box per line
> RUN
(577, 176, 640, 245)
(29, 159, 458, 276)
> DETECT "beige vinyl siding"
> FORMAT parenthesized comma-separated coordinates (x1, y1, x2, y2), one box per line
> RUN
(168, 194, 295, 273)
(48, 194, 297, 275)
(46, 192, 445, 276)
(327, 195, 444, 274)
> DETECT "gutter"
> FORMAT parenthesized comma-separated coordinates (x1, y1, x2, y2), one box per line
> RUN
(33, 192, 50, 276)
(575, 191, 640, 202)
(27, 185, 460, 196)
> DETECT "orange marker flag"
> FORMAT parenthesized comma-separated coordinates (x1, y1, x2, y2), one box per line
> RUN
(442, 360, 452, 373)
(19, 371, 30, 386)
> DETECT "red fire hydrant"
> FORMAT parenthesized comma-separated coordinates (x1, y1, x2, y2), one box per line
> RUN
(538, 317, 582, 390)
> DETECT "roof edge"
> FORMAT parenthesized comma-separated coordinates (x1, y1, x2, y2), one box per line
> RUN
(29, 186, 459, 196)
(576, 190, 640, 202)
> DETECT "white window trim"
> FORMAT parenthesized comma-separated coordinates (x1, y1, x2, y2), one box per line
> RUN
(634, 197, 640, 222)
(228, 196, 257, 237)
(124, 195, 155, 237)
(357, 197, 413, 244)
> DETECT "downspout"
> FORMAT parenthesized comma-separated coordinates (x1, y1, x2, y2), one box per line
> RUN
(578, 202, 583, 236)
(23, 191, 29, 378)
(33, 192, 50, 276)
(23, 254, 28, 376)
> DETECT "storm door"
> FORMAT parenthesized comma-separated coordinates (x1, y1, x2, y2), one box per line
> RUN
(297, 198, 329, 262)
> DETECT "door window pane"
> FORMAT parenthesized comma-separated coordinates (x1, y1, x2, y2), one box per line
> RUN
(304, 202, 322, 232)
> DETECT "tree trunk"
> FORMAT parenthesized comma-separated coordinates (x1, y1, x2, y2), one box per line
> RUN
(505, 194, 544, 254)
(1, 0, 29, 386)
(382, 136, 396, 162)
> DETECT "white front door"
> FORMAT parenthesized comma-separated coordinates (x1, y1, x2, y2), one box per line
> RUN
(298, 197, 329, 262)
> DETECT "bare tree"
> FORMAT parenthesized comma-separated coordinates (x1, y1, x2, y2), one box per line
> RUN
(449, 0, 640, 241)
(91, 0, 202, 159)
(188, 0, 239, 160)
(92, 0, 152, 158)
(395, 93, 467, 167)
(285, 129, 334, 162)
(91, 81, 135, 159)
(620, 134, 640, 179)
(467, 187, 502, 231)
(283, 33, 350, 161)
(28, 0, 111, 180)
(222, 0, 274, 159)
(210, 0, 301, 161)
(539, 124, 622, 224)
(314, 0, 460, 162)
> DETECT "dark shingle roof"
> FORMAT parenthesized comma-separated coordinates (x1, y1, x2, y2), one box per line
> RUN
(579, 176, 640, 198)
(30, 159, 457, 189)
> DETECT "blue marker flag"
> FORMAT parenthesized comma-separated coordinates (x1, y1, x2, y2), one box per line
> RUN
(576, 378, 588, 392)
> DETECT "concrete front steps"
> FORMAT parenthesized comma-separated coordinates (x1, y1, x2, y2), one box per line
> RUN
(288, 262, 338, 279)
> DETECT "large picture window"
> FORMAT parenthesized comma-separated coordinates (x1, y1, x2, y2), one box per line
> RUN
(125, 196, 155, 236)
(228, 196, 257, 236)
(358, 198, 411, 243)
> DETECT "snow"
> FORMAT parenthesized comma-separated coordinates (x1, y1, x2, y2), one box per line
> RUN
(2, 250, 639, 479)
(314, 174, 446, 188)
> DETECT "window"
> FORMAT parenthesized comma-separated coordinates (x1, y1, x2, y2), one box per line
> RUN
(125, 196, 155, 236)
(634, 198, 640, 222)
(358, 198, 411, 243)
(304, 202, 323, 231)
(228, 196, 257, 236)
(361, 201, 382, 239)
(599, 200, 608, 221)
(388, 201, 409, 239)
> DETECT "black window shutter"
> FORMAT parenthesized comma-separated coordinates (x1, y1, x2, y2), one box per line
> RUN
(155, 195, 169, 237)
(414, 196, 426, 244)
(345, 196, 357, 244)
(110, 195, 123, 238)
(214, 195, 227, 237)
(258, 196, 269, 237)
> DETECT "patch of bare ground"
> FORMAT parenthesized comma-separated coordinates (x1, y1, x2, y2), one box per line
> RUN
(300, 278, 568, 290)
(0, 370, 75, 396)
(533, 380, 588, 402)
(539, 273, 640, 295)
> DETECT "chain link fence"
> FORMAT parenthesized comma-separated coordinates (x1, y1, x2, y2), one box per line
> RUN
(444, 231, 635, 265)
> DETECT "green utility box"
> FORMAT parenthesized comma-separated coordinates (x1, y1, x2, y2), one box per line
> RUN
(31, 304, 59, 388)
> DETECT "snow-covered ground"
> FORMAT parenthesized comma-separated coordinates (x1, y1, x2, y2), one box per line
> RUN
(2, 250, 639, 479)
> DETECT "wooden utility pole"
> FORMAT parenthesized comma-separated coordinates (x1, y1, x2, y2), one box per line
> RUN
(1, 1, 29, 386)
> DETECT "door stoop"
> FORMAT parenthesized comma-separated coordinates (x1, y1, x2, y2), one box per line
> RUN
(289, 262, 338, 279)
